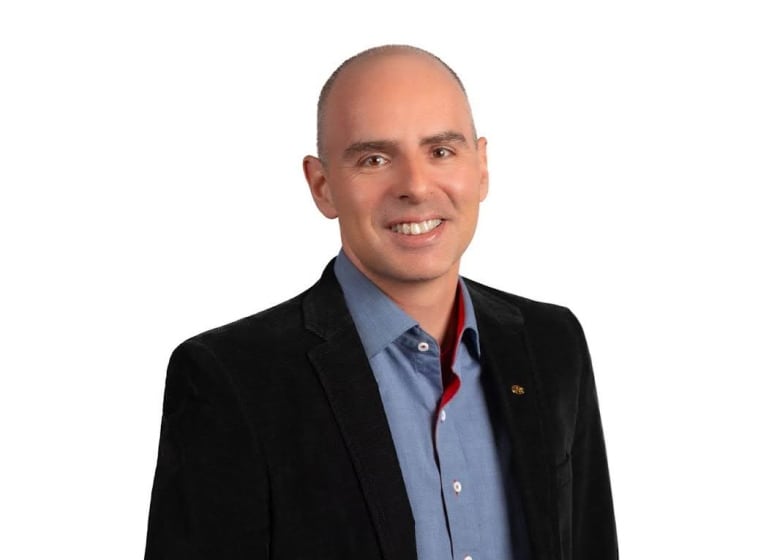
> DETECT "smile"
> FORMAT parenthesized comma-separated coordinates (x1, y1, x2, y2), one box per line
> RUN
(390, 218, 443, 236)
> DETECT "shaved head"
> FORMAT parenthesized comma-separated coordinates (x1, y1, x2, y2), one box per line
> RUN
(316, 45, 474, 162)
(302, 42, 488, 298)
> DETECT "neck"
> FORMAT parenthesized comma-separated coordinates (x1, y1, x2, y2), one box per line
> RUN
(368, 270, 460, 346)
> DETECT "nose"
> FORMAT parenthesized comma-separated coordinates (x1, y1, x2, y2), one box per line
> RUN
(394, 155, 430, 202)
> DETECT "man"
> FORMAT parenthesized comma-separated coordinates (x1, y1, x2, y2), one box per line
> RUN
(145, 45, 618, 559)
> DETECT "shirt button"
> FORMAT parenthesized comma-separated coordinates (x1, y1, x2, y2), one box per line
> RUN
(453, 480, 462, 494)
(440, 409, 446, 422)
(464, 556, 473, 560)
(417, 341, 429, 352)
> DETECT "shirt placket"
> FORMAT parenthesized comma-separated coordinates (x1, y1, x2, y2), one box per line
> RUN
(432, 348, 479, 560)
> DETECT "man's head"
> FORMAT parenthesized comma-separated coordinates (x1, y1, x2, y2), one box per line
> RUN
(303, 45, 488, 293)
(315, 45, 475, 162)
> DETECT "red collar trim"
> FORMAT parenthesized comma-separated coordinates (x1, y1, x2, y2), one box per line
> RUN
(439, 283, 466, 410)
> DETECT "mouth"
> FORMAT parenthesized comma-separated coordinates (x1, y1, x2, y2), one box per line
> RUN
(389, 218, 443, 236)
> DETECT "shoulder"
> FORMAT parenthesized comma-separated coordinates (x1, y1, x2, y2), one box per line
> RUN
(464, 277, 590, 374)
(170, 288, 318, 371)
(464, 277, 582, 334)
(193, 292, 306, 346)
(169, 260, 345, 369)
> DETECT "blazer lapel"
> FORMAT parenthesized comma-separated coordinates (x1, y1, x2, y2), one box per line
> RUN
(467, 279, 559, 559)
(303, 262, 416, 560)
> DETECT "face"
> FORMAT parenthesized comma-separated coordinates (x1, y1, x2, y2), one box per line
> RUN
(304, 52, 488, 294)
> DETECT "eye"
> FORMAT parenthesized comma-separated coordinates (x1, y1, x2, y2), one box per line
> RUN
(432, 147, 454, 159)
(360, 154, 389, 167)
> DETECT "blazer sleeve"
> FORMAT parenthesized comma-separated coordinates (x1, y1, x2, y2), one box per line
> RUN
(568, 310, 619, 559)
(145, 339, 270, 560)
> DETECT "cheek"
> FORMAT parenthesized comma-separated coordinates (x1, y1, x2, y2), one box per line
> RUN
(329, 176, 366, 209)
(448, 172, 485, 207)
(331, 186, 382, 226)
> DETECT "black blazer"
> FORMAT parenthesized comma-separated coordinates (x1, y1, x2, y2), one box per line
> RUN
(145, 261, 617, 559)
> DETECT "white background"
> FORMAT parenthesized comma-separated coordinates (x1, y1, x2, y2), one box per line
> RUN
(2, 1, 778, 558)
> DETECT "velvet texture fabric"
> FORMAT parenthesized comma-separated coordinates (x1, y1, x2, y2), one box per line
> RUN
(145, 261, 618, 559)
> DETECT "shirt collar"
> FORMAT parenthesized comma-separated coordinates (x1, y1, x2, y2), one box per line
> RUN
(334, 250, 481, 359)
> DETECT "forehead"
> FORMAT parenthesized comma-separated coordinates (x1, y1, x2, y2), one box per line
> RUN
(323, 53, 473, 142)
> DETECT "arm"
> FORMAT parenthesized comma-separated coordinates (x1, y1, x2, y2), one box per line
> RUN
(569, 311, 619, 558)
(144, 340, 270, 559)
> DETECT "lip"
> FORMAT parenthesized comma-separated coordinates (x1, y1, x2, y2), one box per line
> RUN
(385, 215, 445, 228)
(385, 217, 446, 247)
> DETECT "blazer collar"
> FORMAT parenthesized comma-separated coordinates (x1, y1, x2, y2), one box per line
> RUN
(466, 278, 559, 559)
(303, 260, 417, 560)
(301, 262, 558, 560)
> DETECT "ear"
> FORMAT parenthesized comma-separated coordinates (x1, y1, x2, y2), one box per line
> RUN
(303, 155, 338, 219)
(477, 137, 489, 202)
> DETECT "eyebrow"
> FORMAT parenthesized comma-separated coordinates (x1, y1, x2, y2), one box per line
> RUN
(420, 131, 468, 146)
(341, 131, 469, 161)
(342, 140, 398, 160)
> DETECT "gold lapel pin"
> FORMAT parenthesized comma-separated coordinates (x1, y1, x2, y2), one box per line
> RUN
(511, 385, 525, 396)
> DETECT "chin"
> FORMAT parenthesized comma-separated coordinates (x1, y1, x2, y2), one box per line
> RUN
(381, 260, 458, 285)
(348, 245, 462, 286)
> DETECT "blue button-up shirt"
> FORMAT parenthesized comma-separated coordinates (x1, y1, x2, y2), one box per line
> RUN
(335, 251, 529, 560)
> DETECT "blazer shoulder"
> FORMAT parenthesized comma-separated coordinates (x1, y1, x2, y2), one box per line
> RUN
(464, 277, 579, 330)
(463, 277, 591, 373)
(176, 289, 314, 359)
(168, 261, 347, 369)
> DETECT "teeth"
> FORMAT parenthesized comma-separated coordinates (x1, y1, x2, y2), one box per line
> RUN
(391, 219, 442, 235)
